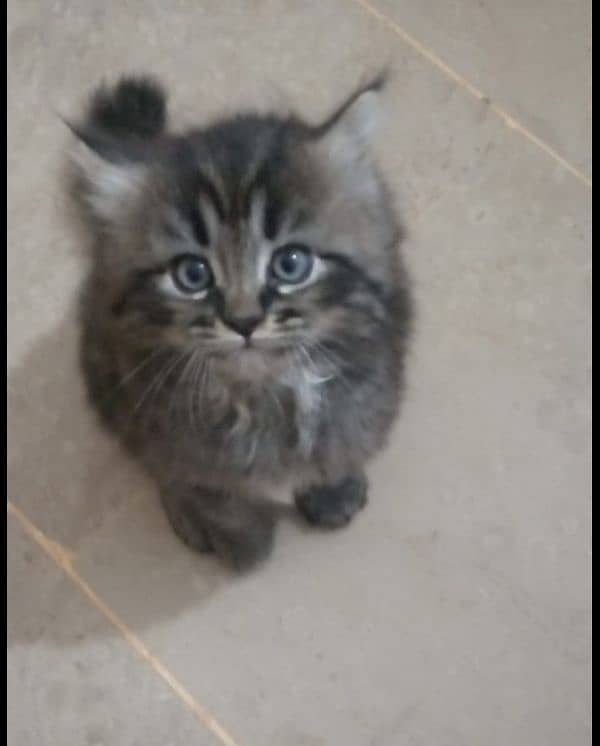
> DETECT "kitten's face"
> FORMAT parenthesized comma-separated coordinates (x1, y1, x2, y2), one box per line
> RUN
(76, 84, 400, 382)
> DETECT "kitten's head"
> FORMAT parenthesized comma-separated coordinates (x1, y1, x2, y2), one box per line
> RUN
(72, 75, 405, 382)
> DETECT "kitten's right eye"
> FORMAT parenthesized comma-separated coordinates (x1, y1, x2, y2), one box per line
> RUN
(269, 245, 313, 285)
(171, 255, 213, 294)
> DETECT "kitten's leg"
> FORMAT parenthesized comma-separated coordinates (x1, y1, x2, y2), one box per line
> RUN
(160, 486, 212, 554)
(160, 484, 275, 571)
(295, 472, 368, 529)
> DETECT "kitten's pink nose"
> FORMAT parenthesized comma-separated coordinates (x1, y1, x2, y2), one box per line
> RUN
(224, 315, 263, 338)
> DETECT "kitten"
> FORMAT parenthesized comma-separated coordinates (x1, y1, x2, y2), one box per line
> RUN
(70, 75, 412, 571)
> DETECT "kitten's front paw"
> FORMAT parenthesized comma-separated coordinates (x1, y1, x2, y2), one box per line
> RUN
(160, 488, 275, 571)
(205, 505, 275, 572)
(295, 474, 368, 529)
(160, 491, 213, 554)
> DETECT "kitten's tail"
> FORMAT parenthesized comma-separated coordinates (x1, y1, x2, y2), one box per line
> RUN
(84, 76, 167, 139)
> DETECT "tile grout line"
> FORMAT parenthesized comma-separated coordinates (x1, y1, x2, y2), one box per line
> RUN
(7, 501, 241, 746)
(351, 0, 592, 189)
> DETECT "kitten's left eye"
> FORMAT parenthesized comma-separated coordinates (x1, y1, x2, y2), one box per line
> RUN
(171, 255, 213, 294)
(270, 245, 313, 285)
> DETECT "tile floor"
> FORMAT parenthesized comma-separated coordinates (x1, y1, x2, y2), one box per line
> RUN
(7, 1, 591, 744)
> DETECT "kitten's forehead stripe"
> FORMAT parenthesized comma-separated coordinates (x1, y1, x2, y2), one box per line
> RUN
(199, 175, 226, 224)
(248, 189, 267, 239)
(188, 203, 209, 246)
(263, 192, 284, 241)
(197, 195, 220, 246)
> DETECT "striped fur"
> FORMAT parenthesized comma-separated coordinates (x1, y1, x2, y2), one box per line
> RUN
(71, 75, 412, 570)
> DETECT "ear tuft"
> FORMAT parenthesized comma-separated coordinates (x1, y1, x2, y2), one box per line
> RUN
(86, 75, 167, 140)
(66, 75, 163, 228)
(69, 141, 147, 229)
(312, 73, 388, 174)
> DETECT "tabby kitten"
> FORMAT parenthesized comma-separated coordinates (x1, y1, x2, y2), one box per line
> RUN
(70, 75, 412, 570)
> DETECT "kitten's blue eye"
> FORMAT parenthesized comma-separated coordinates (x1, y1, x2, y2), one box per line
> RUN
(270, 245, 313, 285)
(172, 255, 213, 294)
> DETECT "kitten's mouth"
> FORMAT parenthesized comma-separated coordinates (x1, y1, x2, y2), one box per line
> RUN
(201, 335, 293, 378)
(210, 334, 290, 353)
(188, 328, 296, 369)
(212, 344, 289, 381)
(238, 345, 266, 362)
(238, 339, 288, 361)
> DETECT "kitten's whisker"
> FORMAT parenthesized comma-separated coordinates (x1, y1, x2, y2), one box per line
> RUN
(175, 348, 200, 429)
(304, 341, 354, 390)
(167, 349, 199, 426)
(195, 356, 211, 433)
(295, 343, 335, 384)
(174, 350, 194, 430)
(185, 351, 206, 433)
(197, 357, 211, 429)
(185, 352, 200, 433)
(121, 355, 177, 433)
(101, 347, 164, 403)
(132, 349, 189, 417)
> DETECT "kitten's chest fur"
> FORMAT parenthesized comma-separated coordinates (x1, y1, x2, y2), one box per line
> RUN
(199, 367, 323, 466)
(84, 316, 400, 490)
(117, 354, 327, 481)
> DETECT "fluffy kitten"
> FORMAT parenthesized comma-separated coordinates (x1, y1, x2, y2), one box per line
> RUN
(70, 75, 412, 570)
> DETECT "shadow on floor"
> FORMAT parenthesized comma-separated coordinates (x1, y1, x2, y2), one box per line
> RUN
(7, 310, 296, 649)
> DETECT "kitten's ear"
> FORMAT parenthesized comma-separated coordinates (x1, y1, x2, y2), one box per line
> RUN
(67, 76, 166, 228)
(69, 140, 148, 228)
(82, 75, 167, 142)
(313, 73, 387, 170)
